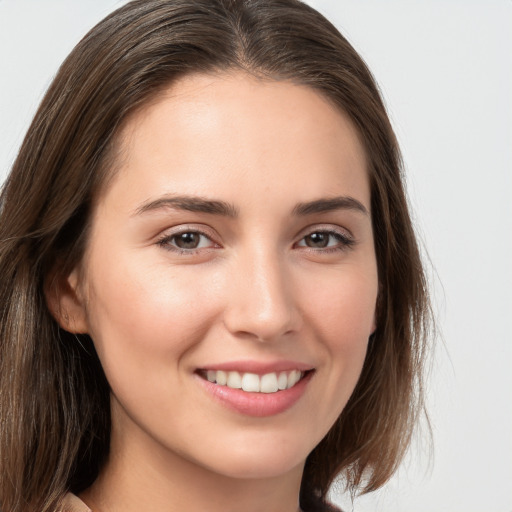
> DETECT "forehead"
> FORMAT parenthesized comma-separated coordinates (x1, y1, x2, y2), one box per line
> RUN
(102, 71, 369, 213)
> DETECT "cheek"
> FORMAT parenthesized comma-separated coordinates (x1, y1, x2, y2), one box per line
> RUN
(300, 266, 377, 405)
(83, 252, 221, 372)
(303, 265, 377, 345)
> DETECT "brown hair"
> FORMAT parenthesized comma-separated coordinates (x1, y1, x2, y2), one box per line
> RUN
(0, 1, 431, 511)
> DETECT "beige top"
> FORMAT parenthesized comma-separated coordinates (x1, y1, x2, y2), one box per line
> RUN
(60, 492, 325, 512)
(61, 493, 92, 512)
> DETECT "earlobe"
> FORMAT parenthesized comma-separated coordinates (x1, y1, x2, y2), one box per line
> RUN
(45, 267, 89, 334)
(371, 317, 377, 336)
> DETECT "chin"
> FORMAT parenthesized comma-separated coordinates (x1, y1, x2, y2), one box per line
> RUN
(207, 456, 305, 481)
(185, 433, 311, 481)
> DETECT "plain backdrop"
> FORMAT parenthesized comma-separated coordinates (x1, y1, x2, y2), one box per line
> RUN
(0, 1, 511, 511)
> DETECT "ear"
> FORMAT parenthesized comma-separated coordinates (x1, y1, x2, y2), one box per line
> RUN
(45, 267, 89, 334)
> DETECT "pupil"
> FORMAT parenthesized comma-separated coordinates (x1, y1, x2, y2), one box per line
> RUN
(176, 232, 199, 249)
(307, 232, 328, 248)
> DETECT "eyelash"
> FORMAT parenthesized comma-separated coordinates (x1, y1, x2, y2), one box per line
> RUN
(295, 229, 355, 253)
(156, 227, 355, 255)
(156, 229, 218, 254)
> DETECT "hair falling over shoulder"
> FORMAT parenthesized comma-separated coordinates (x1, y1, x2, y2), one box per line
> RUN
(0, 1, 432, 511)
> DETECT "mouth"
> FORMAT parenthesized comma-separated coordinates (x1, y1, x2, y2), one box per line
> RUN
(195, 362, 315, 417)
(197, 369, 311, 394)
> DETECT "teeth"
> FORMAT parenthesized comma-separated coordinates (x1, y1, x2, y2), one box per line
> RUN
(289, 369, 301, 387)
(241, 373, 260, 392)
(227, 371, 242, 389)
(216, 370, 227, 385)
(277, 372, 288, 390)
(260, 373, 278, 393)
(203, 369, 305, 393)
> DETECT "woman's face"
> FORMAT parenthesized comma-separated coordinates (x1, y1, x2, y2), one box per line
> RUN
(66, 72, 378, 481)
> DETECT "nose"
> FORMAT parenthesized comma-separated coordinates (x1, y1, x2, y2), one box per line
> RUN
(222, 248, 301, 342)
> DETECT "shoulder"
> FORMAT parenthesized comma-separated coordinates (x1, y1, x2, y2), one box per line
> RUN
(60, 493, 92, 512)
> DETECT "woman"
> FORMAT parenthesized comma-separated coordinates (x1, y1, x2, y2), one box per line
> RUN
(0, 1, 430, 511)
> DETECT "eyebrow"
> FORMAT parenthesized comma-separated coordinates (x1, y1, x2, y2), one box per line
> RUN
(134, 195, 239, 217)
(133, 194, 368, 218)
(292, 196, 369, 216)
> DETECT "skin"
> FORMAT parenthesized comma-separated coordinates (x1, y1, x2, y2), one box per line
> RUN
(55, 72, 378, 512)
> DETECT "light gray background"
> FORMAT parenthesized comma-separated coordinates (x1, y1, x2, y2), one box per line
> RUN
(1, 1, 511, 511)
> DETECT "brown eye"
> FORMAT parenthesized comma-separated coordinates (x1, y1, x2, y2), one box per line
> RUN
(296, 230, 354, 252)
(173, 232, 202, 249)
(158, 230, 216, 252)
(304, 232, 329, 248)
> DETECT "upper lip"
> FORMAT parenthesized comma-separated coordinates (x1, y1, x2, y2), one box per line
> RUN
(197, 360, 315, 375)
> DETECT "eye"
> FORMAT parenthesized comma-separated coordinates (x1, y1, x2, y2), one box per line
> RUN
(295, 230, 354, 251)
(157, 230, 217, 252)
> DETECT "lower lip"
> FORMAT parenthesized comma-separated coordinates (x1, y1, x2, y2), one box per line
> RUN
(197, 371, 313, 417)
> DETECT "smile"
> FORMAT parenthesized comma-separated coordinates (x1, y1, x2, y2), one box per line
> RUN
(197, 367, 314, 417)
(201, 369, 305, 393)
